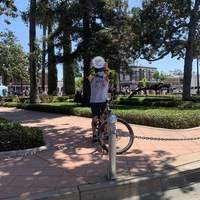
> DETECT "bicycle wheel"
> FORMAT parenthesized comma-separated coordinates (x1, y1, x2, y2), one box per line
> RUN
(97, 118, 134, 154)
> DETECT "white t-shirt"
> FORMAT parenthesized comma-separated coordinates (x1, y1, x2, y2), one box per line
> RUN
(90, 76, 109, 103)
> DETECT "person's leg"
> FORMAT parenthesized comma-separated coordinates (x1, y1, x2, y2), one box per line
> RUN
(91, 103, 100, 142)
(91, 115, 98, 141)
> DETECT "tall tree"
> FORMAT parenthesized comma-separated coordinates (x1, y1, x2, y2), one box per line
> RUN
(46, 0, 134, 103)
(76, 0, 132, 105)
(36, 0, 49, 92)
(131, 0, 200, 100)
(22, 0, 58, 95)
(0, 0, 17, 24)
(47, 21, 57, 95)
(29, 0, 38, 103)
(0, 31, 29, 85)
(55, 0, 75, 95)
(0, 0, 18, 85)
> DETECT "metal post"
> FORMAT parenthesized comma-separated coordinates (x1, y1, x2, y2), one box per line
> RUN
(108, 114, 117, 180)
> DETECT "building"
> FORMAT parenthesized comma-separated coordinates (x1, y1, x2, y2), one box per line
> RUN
(163, 76, 183, 88)
(120, 65, 157, 88)
(163, 74, 200, 94)
(3, 73, 48, 96)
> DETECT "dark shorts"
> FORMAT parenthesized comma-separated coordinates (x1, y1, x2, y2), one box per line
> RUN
(91, 102, 107, 118)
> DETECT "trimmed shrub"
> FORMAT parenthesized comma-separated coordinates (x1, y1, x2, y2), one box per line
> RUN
(0, 126, 45, 151)
(112, 109, 200, 129)
(0, 118, 21, 131)
(0, 117, 45, 152)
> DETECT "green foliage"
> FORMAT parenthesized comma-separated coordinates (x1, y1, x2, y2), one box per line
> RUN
(75, 77, 83, 91)
(152, 101, 180, 107)
(0, 30, 29, 83)
(0, 1, 18, 23)
(0, 118, 45, 151)
(152, 70, 167, 81)
(3, 95, 197, 129)
(113, 109, 200, 129)
(133, 0, 200, 100)
(0, 118, 21, 131)
(1, 97, 13, 102)
(118, 98, 141, 106)
(1, 102, 18, 107)
(2, 95, 200, 130)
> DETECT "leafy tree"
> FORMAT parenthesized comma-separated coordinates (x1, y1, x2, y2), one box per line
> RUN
(36, 0, 49, 92)
(26, 0, 135, 103)
(152, 70, 167, 81)
(0, 30, 29, 85)
(0, 0, 17, 24)
(21, 0, 49, 92)
(169, 69, 184, 76)
(56, 0, 75, 95)
(110, 70, 119, 87)
(22, 0, 58, 95)
(75, 77, 83, 91)
(159, 72, 167, 81)
(74, 61, 82, 78)
(131, 0, 200, 100)
(73, 0, 134, 105)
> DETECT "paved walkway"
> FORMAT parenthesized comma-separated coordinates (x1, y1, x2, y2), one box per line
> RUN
(0, 107, 200, 200)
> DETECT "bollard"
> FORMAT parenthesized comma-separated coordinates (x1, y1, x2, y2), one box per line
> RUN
(108, 114, 118, 180)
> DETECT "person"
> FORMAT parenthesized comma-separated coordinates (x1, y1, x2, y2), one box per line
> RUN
(74, 89, 82, 104)
(87, 56, 113, 142)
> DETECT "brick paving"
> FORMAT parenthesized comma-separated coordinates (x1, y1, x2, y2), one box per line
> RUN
(0, 107, 200, 199)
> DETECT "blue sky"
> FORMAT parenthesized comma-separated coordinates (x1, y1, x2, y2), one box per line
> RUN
(1, 0, 197, 80)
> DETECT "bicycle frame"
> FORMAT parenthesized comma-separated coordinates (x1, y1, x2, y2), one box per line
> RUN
(98, 100, 112, 125)
(97, 98, 134, 154)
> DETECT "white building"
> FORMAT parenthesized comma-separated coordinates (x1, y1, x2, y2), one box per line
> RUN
(120, 65, 157, 88)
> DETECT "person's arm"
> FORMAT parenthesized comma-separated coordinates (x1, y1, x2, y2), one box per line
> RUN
(86, 61, 94, 82)
(104, 62, 113, 80)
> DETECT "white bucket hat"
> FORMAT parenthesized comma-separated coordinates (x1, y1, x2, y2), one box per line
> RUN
(92, 56, 105, 69)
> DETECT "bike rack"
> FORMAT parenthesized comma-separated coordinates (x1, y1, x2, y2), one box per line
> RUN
(108, 114, 118, 180)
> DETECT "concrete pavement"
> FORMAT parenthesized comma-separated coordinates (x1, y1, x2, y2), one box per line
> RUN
(0, 107, 200, 200)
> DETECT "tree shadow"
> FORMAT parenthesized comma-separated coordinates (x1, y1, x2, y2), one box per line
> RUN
(0, 107, 199, 200)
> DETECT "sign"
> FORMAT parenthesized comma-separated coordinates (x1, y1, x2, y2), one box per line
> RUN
(142, 78, 147, 86)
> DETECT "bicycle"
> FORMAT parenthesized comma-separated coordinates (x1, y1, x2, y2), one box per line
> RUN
(96, 97, 134, 154)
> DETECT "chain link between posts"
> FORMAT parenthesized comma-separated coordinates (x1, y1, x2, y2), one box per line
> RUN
(1, 134, 200, 161)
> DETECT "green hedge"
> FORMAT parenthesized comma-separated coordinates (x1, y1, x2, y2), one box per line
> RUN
(0, 118, 45, 152)
(112, 109, 200, 129)
(1, 96, 200, 129)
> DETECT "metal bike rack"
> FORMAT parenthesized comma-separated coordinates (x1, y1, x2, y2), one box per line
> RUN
(108, 114, 118, 180)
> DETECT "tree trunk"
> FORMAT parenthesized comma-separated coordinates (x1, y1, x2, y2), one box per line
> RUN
(63, 30, 75, 95)
(47, 21, 57, 95)
(82, 1, 91, 106)
(29, 0, 38, 103)
(42, 24, 47, 92)
(3, 73, 8, 86)
(182, 0, 199, 100)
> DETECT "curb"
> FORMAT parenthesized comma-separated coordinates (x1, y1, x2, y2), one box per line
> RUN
(6, 164, 200, 200)
(0, 142, 51, 159)
(2, 149, 200, 200)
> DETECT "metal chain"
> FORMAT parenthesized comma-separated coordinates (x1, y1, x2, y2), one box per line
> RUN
(134, 135, 200, 141)
(99, 132, 200, 141)
(0, 138, 92, 161)
(1, 134, 200, 161)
